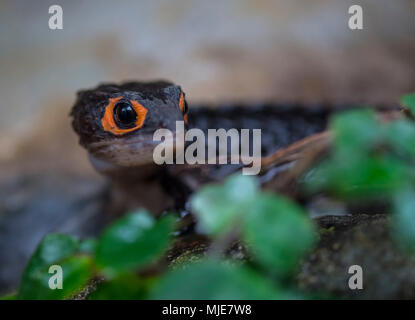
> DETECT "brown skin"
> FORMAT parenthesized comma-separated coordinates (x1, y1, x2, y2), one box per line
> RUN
(71, 81, 188, 214)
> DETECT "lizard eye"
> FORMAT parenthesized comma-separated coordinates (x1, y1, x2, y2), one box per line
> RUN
(114, 101, 137, 128)
(101, 97, 148, 135)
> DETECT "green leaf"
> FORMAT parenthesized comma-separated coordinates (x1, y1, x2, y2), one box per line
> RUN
(307, 154, 408, 199)
(89, 273, 153, 300)
(79, 238, 97, 254)
(21, 234, 79, 274)
(243, 193, 316, 276)
(151, 260, 279, 299)
(385, 120, 415, 158)
(330, 108, 381, 153)
(401, 93, 415, 116)
(18, 254, 93, 300)
(18, 233, 82, 299)
(96, 210, 175, 277)
(190, 174, 259, 235)
(393, 188, 415, 253)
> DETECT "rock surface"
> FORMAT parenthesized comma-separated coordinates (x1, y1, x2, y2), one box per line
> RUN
(298, 214, 415, 299)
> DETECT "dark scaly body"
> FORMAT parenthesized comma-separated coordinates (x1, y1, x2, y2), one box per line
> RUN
(188, 103, 401, 157)
(188, 103, 330, 157)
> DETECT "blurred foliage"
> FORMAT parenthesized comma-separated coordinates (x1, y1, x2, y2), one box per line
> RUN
(17, 234, 93, 299)
(151, 260, 282, 300)
(6, 174, 316, 300)
(95, 212, 174, 278)
(190, 175, 259, 235)
(4, 93, 415, 299)
(306, 109, 411, 199)
(401, 93, 415, 116)
(306, 93, 415, 252)
(191, 175, 315, 277)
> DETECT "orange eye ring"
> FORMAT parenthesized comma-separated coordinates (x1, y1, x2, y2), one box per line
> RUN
(101, 97, 148, 135)
(179, 92, 188, 124)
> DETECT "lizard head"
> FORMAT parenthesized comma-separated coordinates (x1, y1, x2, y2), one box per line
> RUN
(70, 81, 188, 172)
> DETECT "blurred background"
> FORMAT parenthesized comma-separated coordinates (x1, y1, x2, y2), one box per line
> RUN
(0, 0, 415, 293)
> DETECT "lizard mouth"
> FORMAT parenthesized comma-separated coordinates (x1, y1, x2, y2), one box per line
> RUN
(86, 130, 184, 171)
